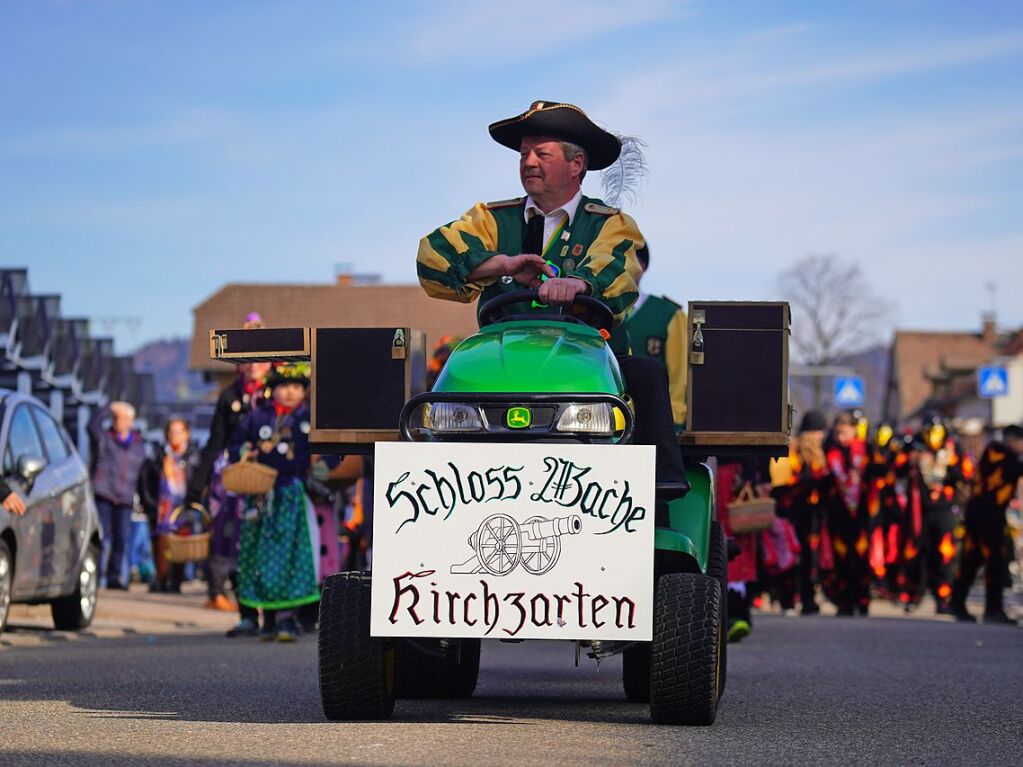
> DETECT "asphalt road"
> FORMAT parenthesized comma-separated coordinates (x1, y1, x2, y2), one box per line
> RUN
(1, 610, 1021, 767)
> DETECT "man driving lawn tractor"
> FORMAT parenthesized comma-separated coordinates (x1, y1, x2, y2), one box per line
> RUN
(416, 100, 687, 506)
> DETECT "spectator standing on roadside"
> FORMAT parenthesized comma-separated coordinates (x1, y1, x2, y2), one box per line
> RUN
(89, 401, 146, 590)
(185, 313, 271, 619)
(143, 418, 202, 593)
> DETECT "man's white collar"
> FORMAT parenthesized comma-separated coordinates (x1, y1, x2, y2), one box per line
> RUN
(524, 189, 583, 224)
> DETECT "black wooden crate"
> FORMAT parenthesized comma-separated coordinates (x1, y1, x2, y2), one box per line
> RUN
(681, 301, 791, 455)
(309, 327, 426, 448)
(209, 327, 310, 362)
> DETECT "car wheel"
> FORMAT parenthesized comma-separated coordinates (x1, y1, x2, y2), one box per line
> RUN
(0, 539, 12, 636)
(649, 572, 722, 726)
(51, 543, 99, 631)
(318, 572, 395, 720)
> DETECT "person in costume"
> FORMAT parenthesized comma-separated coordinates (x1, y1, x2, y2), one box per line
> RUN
(822, 412, 871, 616)
(416, 100, 686, 497)
(185, 313, 272, 621)
(142, 417, 202, 593)
(716, 458, 771, 640)
(229, 361, 334, 642)
(862, 422, 908, 598)
(950, 425, 1023, 624)
(901, 415, 974, 613)
(770, 411, 833, 615)
(610, 244, 688, 428)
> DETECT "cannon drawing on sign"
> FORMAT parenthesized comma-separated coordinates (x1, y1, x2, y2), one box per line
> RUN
(450, 513, 582, 576)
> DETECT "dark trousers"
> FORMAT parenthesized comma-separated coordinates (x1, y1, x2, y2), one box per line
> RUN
(152, 534, 184, 592)
(786, 506, 819, 610)
(952, 505, 1007, 615)
(617, 355, 686, 485)
(97, 498, 132, 588)
(825, 505, 870, 613)
(228, 570, 259, 622)
(903, 508, 956, 606)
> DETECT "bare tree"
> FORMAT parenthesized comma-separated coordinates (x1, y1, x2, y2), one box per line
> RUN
(778, 254, 891, 365)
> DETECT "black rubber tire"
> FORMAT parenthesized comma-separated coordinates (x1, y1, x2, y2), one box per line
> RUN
(705, 522, 728, 697)
(0, 539, 12, 636)
(622, 642, 651, 703)
(393, 638, 481, 699)
(649, 572, 722, 726)
(51, 543, 99, 631)
(318, 572, 395, 720)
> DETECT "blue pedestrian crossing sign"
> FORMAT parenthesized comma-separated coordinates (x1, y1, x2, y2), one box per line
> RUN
(978, 366, 1009, 398)
(833, 376, 865, 407)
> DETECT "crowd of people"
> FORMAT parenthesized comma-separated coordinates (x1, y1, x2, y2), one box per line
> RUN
(88, 314, 373, 643)
(720, 411, 1023, 640)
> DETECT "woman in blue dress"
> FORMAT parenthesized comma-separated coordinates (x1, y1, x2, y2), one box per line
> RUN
(229, 361, 332, 642)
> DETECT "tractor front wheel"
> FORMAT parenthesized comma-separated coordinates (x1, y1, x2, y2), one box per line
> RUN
(649, 572, 722, 726)
(318, 572, 395, 720)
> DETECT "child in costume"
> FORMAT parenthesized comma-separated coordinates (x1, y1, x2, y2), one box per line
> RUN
(229, 361, 334, 642)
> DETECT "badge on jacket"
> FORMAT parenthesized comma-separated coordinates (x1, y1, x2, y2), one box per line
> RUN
(646, 337, 663, 356)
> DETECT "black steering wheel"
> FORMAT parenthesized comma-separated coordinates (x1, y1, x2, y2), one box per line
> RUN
(478, 288, 615, 333)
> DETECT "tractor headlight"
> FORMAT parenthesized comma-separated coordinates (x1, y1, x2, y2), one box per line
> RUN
(556, 403, 613, 435)
(426, 402, 485, 432)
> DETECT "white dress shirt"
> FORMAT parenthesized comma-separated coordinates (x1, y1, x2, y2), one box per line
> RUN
(523, 189, 582, 257)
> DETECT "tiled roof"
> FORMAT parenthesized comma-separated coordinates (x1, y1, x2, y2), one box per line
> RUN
(889, 330, 999, 419)
(190, 281, 478, 373)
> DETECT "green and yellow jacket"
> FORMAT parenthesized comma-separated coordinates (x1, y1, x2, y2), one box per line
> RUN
(417, 195, 644, 326)
(611, 294, 688, 426)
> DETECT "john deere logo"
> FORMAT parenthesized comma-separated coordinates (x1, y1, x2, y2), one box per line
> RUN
(506, 407, 532, 429)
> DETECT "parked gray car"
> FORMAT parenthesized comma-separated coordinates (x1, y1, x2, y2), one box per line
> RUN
(0, 389, 101, 635)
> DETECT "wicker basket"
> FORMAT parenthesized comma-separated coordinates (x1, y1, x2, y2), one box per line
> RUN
(166, 505, 211, 563)
(726, 484, 777, 535)
(222, 460, 278, 495)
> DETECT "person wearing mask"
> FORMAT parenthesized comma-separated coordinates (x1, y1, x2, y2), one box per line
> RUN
(902, 415, 974, 613)
(823, 412, 870, 616)
(89, 401, 146, 590)
(950, 424, 1023, 624)
(771, 411, 833, 615)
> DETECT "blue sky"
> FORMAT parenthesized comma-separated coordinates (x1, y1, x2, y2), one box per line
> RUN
(2, 1, 1022, 352)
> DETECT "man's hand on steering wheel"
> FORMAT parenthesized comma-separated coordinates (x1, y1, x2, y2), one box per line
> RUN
(538, 276, 590, 306)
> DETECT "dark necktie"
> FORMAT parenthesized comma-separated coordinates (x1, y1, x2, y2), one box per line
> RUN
(522, 212, 544, 256)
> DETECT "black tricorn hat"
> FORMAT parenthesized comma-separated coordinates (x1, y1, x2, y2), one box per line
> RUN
(488, 101, 622, 171)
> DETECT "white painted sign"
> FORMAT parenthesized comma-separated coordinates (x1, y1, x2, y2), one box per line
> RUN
(371, 442, 656, 641)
